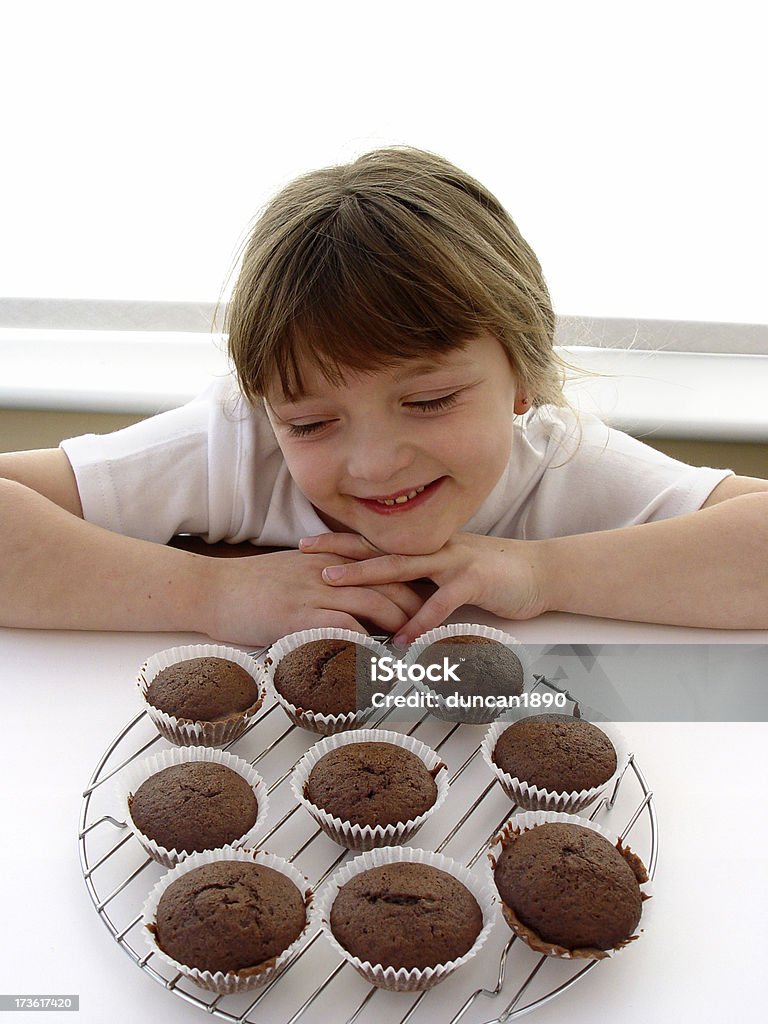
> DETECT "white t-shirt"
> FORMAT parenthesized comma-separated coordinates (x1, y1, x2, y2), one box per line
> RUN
(60, 375, 732, 546)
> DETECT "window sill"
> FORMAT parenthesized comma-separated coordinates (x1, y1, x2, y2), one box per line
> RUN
(0, 329, 229, 415)
(1, 329, 767, 442)
(560, 345, 768, 442)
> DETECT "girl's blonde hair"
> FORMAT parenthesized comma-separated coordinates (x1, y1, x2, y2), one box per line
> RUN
(225, 146, 565, 405)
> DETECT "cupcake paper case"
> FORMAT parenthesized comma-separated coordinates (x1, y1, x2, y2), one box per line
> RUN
(482, 716, 631, 813)
(488, 810, 653, 960)
(121, 745, 270, 867)
(263, 628, 390, 735)
(141, 847, 313, 994)
(137, 644, 265, 747)
(315, 846, 497, 992)
(290, 728, 450, 851)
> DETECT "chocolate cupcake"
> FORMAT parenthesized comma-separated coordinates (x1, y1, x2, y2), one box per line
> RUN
(138, 645, 265, 746)
(124, 746, 269, 866)
(142, 848, 312, 993)
(491, 814, 650, 959)
(291, 729, 449, 850)
(273, 639, 362, 715)
(483, 714, 626, 812)
(405, 624, 528, 724)
(265, 629, 389, 734)
(332, 862, 481, 969)
(317, 847, 496, 991)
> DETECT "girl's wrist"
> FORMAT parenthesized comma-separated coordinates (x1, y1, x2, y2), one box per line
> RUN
(478, 535, 556, 620)
(528, 538, 563, 616)
(181, 551, 231, 639)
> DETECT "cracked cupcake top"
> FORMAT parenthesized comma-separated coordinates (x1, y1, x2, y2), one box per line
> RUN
(330, 862, 482, 970)
(152, 860, 306, 975)
(272, 639, 371, 715)
(146, 656, 261, 724)
(129, 761, 258, 854)
(494, 822, 646, 955)
(305, 741, 438, 827)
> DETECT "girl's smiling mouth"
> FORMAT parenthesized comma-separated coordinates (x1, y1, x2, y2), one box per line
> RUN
(353, 477, 445, 514)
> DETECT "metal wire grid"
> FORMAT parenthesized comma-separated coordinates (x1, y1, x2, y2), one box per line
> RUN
(79, 664, 657, 1024)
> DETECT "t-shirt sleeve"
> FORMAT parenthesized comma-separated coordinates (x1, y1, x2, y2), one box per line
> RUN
(60, 389, 218, 543)
(514, 411, 734, 539)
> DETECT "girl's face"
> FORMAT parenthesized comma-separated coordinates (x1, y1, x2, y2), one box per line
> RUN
(265, 333, 522, 555)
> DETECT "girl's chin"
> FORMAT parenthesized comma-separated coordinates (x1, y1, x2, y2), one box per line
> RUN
(363, 528, 450, 557)
(315, 506, 454, 555)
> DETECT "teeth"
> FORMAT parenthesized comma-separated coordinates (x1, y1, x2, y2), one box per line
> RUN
(375, 485, 426, 507)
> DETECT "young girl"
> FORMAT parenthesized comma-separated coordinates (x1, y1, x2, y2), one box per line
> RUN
(1, 147, 767, 645)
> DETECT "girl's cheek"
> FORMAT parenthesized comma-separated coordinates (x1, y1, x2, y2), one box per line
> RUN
(286, 458, 332, 496)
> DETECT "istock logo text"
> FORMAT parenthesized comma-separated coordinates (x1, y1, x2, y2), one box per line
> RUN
(369, 656, 461, 684)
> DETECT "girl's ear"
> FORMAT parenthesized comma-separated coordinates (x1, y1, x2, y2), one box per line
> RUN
(514, 392, 531, 414)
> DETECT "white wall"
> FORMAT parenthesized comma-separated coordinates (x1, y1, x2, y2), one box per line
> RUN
(2, 0, 766, 324)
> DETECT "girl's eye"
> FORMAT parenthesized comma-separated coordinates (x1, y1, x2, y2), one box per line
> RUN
(407, 391, 461, 413)
(287, 420, 329, 437)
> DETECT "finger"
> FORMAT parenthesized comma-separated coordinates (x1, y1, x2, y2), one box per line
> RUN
(322, 552, 435, 587)
(327, 586, 411, 635)
(299, 533, 381, 559)
(390, 585, 467, 649)
(298, 531, 339, 548)
(369, 582, 424, 620)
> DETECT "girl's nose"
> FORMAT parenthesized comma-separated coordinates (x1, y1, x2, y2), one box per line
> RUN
(343, 422, 416, 486)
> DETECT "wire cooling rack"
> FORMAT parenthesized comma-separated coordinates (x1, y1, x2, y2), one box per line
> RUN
(79, 656, 658, 1024)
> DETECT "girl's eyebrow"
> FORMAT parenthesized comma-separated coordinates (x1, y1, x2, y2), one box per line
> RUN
(267, 391, 323, 411)
(390, 355, 474, 381)
(268, 355, 475, 410)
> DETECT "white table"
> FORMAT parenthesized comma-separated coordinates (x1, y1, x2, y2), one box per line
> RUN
(1, 615, 766, 1023)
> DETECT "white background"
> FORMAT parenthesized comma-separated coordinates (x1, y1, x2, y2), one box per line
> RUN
(2, 0, 766, 324)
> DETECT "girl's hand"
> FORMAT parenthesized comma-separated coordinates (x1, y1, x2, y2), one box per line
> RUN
(299, 532, 384, 561)
(299, 532, 548, 646)
(202, 548, 424, 647)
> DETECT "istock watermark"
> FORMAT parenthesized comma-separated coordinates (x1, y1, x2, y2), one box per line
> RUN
(370, 689, 566, 711)
(368, 655, 461, 685)
(359, 647, 530, 723)
(355, 643, 768, 724)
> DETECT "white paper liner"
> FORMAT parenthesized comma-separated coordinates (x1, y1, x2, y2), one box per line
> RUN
(121, 745, 270, 867)
(487, 810, 654, 960)
(263, 628, 390, 735)
(400, 623, 531, 725)
(141, 846, 312, 993)
(481, 717, 631, 812)
(314, 846, 497, 991)
(137, 644, 265, 747)
(290, 729, 450, 851)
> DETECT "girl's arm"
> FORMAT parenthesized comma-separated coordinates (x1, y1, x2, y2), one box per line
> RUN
(305, 477, 768, 644)
(0, 451, 422, 645)
(537, 486, 768, 629)
(0, 464, 209, 634)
